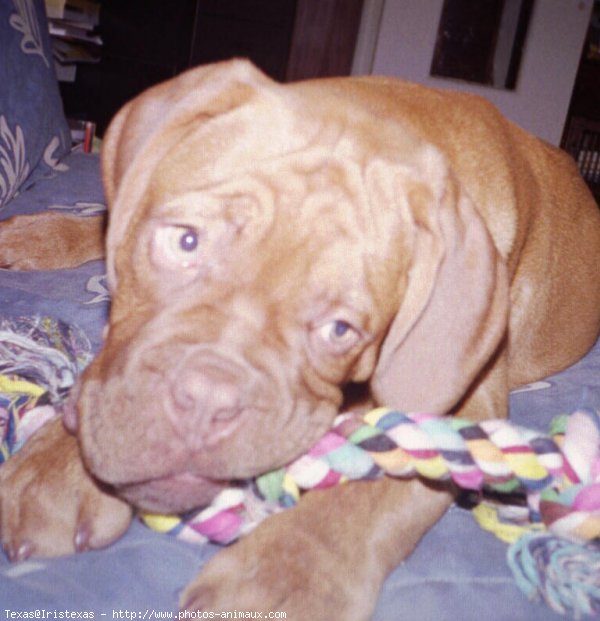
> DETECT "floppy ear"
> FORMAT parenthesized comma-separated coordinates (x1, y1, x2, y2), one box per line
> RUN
(100, 59, 273, 289)
(371, 150, 508, 414)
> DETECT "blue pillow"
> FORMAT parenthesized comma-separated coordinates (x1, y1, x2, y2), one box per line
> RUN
(0, 0, 71, 209)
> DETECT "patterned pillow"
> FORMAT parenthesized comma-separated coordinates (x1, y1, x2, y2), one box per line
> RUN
(0, 0, 71, 209)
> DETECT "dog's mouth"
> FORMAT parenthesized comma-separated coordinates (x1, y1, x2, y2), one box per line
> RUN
(114, 471, 230, 514)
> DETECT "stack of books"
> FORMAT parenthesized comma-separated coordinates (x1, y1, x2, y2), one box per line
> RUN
(45, 0, 102, 83)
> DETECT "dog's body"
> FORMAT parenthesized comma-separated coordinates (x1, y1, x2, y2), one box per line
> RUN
(1, 60, 599, 619)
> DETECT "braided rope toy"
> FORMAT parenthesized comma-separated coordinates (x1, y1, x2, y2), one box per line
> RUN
(142, 408, 600, 617)
(1, 317, 599, 617)
(142, 408, 600, 545)
(0, 316, 92, 463)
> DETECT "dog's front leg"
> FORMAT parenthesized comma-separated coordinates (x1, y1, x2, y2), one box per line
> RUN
(181, 477, 452, 621)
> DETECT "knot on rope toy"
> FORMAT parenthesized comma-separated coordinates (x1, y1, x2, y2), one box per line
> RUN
(0, 317, 598, 617)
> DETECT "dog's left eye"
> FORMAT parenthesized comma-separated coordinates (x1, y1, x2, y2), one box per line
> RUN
(316, 319, 361, 353)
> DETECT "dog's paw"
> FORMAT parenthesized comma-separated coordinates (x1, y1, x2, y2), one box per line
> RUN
(0, 212, 104, 270)
(0, 417, 132, 560)
(180, 509, 375, 621)
(0, 213, 59, 269)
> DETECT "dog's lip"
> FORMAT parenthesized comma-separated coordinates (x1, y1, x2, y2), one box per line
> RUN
(114, 471, 230, 514)
(147, 470, 228, 487)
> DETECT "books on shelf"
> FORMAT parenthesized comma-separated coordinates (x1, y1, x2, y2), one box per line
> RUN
(54, 61, 76, 83)
(48, 21, 102, 46)
(45, 0, 101, 83)
(51, 37, 100, 64)
(45, 0, 99, 25)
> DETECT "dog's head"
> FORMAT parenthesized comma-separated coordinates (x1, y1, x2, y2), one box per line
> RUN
(71, 60, 507, 513)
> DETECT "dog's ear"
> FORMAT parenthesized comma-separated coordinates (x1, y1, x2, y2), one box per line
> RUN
(100, 59, 273, 288)
(371, 149, 508, 414)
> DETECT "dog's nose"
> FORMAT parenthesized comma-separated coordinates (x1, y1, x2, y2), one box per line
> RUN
(170, 359, 245, 440)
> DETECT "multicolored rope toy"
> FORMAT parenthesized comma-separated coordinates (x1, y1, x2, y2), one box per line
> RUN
(142, 408, 600, 617)
(141, 408, 600, 618)
(0, 316, 92, 463)
(1, 317, 599, 618)
(143, 408, 600, 545)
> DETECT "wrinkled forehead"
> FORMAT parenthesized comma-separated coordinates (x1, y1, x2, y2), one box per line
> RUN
(145, 130, 391, 278)
(145, 152, 379, 282)
(150, 95, 374, 200)
(150, 149, 366, 224)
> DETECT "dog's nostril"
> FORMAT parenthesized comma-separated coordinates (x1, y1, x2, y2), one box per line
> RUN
(213, 407, 240, 422)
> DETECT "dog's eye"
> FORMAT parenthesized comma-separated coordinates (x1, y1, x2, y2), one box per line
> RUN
(178, 228, 199, 253)
(331, 320, 351, 338)
(316, 319, 361, 353)
(153, 225, 202, 269)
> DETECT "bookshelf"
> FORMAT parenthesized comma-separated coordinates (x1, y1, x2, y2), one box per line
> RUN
(54, 0, 363, 137)
(561, 0, 600, 204)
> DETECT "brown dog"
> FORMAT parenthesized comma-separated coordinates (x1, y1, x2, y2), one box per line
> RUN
(1, 59, 600, 619)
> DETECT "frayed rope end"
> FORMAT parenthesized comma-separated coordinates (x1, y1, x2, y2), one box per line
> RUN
(507, 532, 600, 619)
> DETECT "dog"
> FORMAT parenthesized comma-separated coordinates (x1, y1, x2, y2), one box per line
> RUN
(1, 59, 600, 619)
